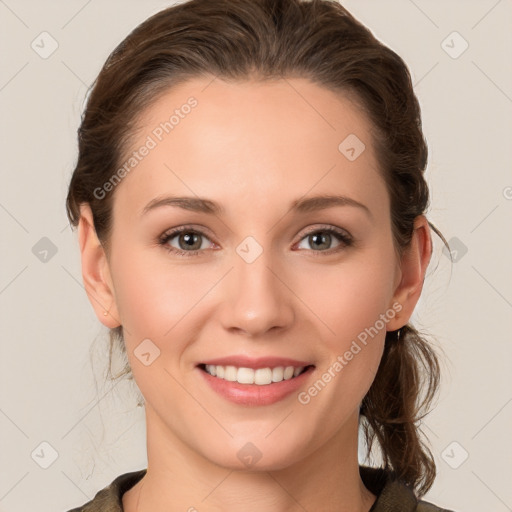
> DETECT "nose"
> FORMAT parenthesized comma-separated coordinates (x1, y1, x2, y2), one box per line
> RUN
(217, 247, 295, 338)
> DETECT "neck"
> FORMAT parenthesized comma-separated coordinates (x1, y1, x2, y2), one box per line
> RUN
(123, 406, 376, 512)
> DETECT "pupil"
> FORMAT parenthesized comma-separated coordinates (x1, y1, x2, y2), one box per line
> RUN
(182, 233, 199, 250)
(311, 232, 330, 250)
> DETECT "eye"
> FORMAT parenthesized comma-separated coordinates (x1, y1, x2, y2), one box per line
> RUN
(158, 226, 215, 257)
(295, 226, 353, 255)
(158, 224, 353, 258)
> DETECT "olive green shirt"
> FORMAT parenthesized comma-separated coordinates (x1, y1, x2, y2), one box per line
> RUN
(66, 466, 455, 511)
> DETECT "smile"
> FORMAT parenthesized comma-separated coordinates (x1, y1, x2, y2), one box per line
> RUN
(197, 362, 316, 406)
(201, 364, 312, 385)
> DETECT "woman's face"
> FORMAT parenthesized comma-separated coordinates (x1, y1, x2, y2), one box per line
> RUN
(85, 77, 419, 470)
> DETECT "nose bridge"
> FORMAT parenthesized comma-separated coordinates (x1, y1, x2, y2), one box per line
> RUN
(220, 239, 293, 336)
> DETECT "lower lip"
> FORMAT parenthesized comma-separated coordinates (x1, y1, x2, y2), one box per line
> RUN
(198, 366, 315, 406)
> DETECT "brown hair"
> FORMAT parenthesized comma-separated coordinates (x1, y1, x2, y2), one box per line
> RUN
(66, 0, 451, 497)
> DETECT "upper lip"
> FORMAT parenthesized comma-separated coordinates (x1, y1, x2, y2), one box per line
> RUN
(199, 355, 314, 369)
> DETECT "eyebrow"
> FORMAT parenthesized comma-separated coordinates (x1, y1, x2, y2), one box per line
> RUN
(141, 194, 372, 218)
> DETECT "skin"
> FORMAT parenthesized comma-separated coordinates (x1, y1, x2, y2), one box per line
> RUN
(78, 76, 432, 512)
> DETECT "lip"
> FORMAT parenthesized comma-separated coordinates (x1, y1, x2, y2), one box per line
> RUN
(198, 355, 313, 369)
(197, 364, 315, 406)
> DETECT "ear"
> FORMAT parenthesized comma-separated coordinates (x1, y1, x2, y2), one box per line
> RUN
(386, 215, 432, 331)
(77, 204, 121, 328)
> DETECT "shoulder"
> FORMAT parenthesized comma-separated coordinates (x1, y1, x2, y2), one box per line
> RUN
(65, 469, 147, 512)
(67, 466, 457, 512)
(416, 499, 456, 512)
(360, 465, 457, 512)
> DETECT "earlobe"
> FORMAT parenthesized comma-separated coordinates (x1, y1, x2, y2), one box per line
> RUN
(386, 215, 432, 331)
(77, 204, 121, 328)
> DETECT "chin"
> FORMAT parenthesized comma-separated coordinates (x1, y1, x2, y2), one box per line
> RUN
(196, 432, 310, 472)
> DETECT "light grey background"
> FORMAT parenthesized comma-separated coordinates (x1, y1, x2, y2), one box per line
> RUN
(1, 1, 511, 511)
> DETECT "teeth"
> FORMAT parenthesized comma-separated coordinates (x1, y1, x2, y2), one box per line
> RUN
(204, 365, 306, 385)
(284, 366, 294, 380)
(254, 368, 273, 385)
(224, 365, 237, 382)
(272, 366, 284, 382)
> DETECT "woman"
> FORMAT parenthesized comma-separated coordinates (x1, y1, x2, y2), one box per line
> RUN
(65, 0, 455, 510)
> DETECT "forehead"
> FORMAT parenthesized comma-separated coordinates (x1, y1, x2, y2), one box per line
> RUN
(134, 76, 376, 151)
(113, 76, 386, 219)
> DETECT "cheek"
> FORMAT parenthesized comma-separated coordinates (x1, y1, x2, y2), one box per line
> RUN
(109, 252, 208, 402)
(293, 245, 397, 349)
(293, 242, 396, 395)
(109, 246, 216, 355)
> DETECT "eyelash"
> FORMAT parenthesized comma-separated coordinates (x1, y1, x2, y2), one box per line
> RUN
(157, 225, 354, 258)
